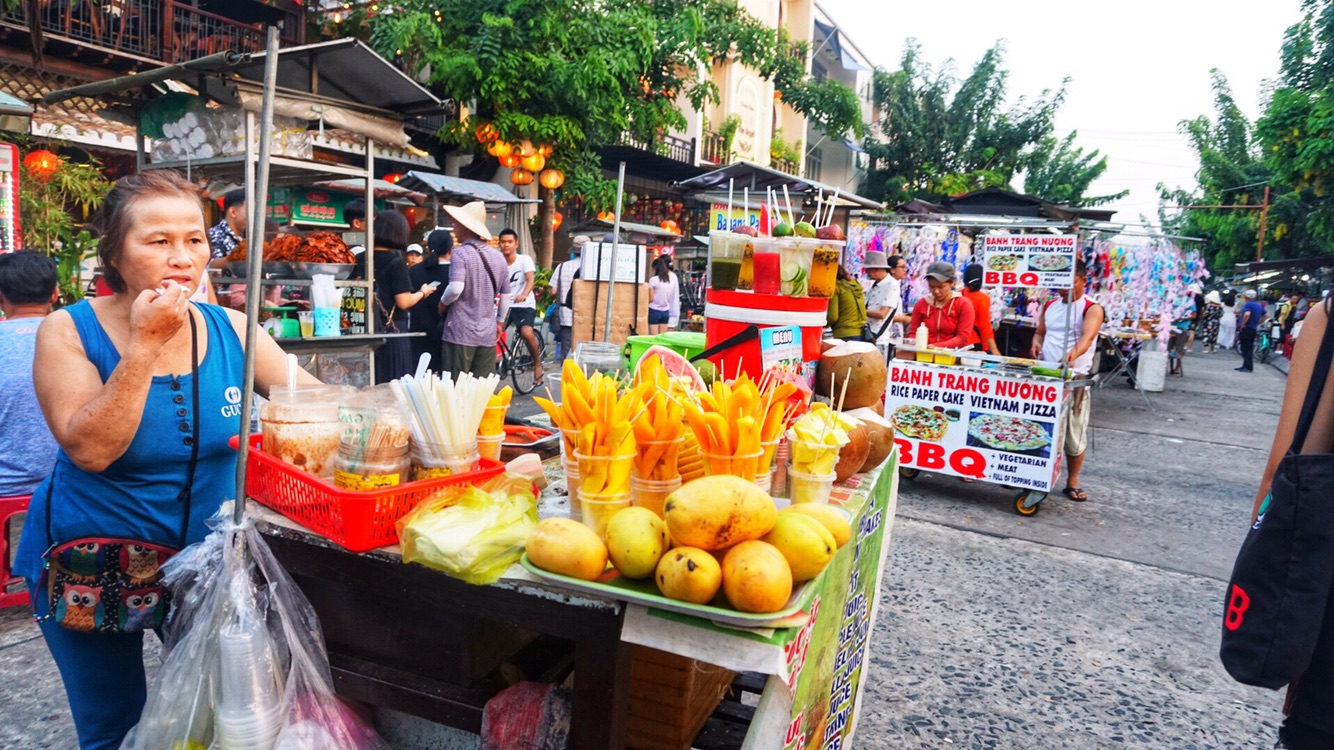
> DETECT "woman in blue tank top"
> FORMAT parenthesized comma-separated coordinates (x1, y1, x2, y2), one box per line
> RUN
(14, 171, 319, 749)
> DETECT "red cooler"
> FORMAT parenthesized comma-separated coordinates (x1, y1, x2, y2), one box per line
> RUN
(703, 289, 828, 381)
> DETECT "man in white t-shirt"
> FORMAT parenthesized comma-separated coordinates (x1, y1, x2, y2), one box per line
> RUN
(500, 228, 543, 382)
(1031, 260, 1103, 503)
(551, 236, 586, 361)
(862, 251, 910, 354)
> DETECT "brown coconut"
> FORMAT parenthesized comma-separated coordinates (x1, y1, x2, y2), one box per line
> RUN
(844, 408, 894, 469)
(834, 424, 871, 483)
(816, 340, 888, 410)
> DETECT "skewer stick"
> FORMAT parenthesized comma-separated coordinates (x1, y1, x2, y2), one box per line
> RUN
(827, 188, 841, 226)
(783, 185, 795, 227)
(836, 367, 852, 413)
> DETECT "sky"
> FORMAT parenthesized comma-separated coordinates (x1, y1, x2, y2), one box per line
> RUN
(819, 0, 1307, 230)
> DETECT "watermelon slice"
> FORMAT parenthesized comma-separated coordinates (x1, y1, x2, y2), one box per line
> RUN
(635, 345, 706, 391)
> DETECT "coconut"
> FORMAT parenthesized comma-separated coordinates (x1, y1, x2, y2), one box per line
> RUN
(816, 340, 889, 410)
(844, 407, 894, 469)
(834, 423, 870, 483)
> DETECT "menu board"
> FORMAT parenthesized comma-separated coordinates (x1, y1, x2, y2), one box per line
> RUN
(980, 234, 1077, 290)
(885, 361, 1065, 492)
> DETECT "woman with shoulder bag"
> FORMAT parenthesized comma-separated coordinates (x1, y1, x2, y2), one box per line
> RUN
(367, 211, 436, 382)
(14, 171, 318, 749)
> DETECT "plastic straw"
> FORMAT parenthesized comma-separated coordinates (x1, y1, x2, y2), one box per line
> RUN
(742, 187, 748, 230)
(827, 188, 841, 226)
(727, 178, 735, 232)
(783, 185, 795, 227)
(285, 353, 297, 390)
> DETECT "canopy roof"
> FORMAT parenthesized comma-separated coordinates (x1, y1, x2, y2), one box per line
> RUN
(675, 161, 882, 209)
(397, 170, 538, 205)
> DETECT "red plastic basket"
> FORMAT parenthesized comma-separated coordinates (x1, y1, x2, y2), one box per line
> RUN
(233, 435, 505, 552)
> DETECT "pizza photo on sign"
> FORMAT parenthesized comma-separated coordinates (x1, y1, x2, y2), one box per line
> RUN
(966, 413, 1052, 457)
(1028, 254, 1072, 272)
(986, 255, 1022, 272)
(891, 404, 949, 442)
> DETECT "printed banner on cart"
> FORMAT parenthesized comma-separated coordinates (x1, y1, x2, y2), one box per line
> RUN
(884, 361, 1064, 491)
(980, 234, 1077, 290)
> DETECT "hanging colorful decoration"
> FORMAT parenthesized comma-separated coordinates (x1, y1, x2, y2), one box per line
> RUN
(538, 168, 565, 190)
(475, 123, 498, 144)
(23, 149, 60, 180)
(537, 143, 555, 158)
(382, 173, 403, 184)
(510, 168, 534, 186)
(552, 211, 563, 231)
(487, 140, 513, 159)
(499, 153, 522, 169)
(517, 140, 536, 158)
(521, 153, 546, 173)
(597, 211, 615, 222)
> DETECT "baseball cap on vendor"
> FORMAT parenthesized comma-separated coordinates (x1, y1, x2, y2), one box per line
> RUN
(925, 261, 956, 282)
(1244, 289, 1258, 299)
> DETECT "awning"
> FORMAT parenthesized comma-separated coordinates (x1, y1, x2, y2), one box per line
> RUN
(814, 18, 872, 73)
(842, 138, 866, 154)
(314, 178, 427, 204)
(1234, 256, 1334, 275)
(397, 170, 538, 205)
(0, 91, 32, 134)
(675, 161, 882, 209)
(568, 218, 682, 242)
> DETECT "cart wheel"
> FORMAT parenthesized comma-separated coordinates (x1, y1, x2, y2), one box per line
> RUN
(1013, 490, 1044, 516)
(899, 467, 920, 480)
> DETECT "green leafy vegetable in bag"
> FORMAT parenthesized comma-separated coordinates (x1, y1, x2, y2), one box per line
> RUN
(398, 474, 539, 585)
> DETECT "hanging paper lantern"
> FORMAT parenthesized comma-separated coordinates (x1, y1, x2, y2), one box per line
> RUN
(538, 143, 554, 158)
(382, 173, 403, 184)
(552, 211, 563, 231)
(499, 153, 522, 169)
(660, 220, 679, 233)
(517, 140, 536, 158)
(521, 153, 546, 172)
(23, 149, 60, 180)
(510, 168, 534, 186)
(539, 168, 565, 190)
(475, 123, 499, 144)
(487, 140, 513, 158)
(597, 211, 615, 222)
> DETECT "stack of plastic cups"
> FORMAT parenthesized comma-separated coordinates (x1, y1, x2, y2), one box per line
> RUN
(215, 616, 283, 749)
(771, 439, 791, 499)
(561, 430, 581, 522)
(574, 451, 633, 537)
(704, 449, 764, 482)
(477, 433, 505, 462)
(630, 437, 684, 516)
(755, 439, 779, 493)
(411, 439, 479, 481)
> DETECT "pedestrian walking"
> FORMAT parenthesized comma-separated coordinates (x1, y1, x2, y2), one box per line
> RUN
(1238, 289, 1266, 372)
(1219, 289, 1238, 351)
(438, 201, 510, 378)
(1201, 290, 1224, 353)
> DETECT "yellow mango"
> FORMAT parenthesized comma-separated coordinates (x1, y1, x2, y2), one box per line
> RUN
(656, 547, 722, 604)
(782, 504, 852, 548)
(761, 513, 836, 581)
(663, 475, 776, 551)
(722, 541, 793, 613)
(527, 518, 608, 581)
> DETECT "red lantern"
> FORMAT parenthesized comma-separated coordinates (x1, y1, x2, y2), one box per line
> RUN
(499, 153, 522, 169)
(382, 173, 403, 184)
(552, 211, 563, 231)
(24, 149, 60, 180)
(475, 123, 498, 144)
(510, 168, 534, 186)
(597, 211, 615, 222)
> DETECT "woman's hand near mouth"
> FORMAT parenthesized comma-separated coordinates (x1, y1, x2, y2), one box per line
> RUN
(131, 279, 191, 354)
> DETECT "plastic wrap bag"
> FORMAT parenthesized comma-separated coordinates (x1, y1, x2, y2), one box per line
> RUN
(397, 473, 539, 585)
(121, 504, 389, 750)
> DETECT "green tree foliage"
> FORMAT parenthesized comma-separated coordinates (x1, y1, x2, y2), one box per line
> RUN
(368, 0, 862, 211)
(18, 153, 111, 303)
(1020, 132, 1127, 207)
(862, 41, 1090, 205)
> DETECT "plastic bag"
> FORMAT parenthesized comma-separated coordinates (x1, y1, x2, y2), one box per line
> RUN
(121, 503, 389, 750)
(398, 472, 539, 585)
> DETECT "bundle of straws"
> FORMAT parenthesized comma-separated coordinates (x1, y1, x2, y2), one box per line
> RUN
(390, 372, 501, 459)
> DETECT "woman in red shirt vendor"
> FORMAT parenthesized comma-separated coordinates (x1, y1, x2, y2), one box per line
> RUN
(909, 261, 975, 349)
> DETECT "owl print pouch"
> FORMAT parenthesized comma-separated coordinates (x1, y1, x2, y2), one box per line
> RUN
(41, 539, 176, 634)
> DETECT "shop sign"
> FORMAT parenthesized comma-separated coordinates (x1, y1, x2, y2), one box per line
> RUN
(341, 285, 367, 334)
(266, 189, 291, 222)
(884, 361, 1065, 491)
(980, 234, 1077, 290)
(735, 76, 761, 162)
(291, 189, 344, 226)
(781, 459, 892, 749)
(710, 204, 761, 233)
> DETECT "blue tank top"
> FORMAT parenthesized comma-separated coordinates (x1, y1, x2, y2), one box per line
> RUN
(15, 301, 245, 589)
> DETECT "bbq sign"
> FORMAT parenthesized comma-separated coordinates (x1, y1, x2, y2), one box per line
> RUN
(980, 234, 1077, 290)
(885, 361, 1066, 491)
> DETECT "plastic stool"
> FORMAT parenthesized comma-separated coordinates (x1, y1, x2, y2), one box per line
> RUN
(0, 495, 31, 610)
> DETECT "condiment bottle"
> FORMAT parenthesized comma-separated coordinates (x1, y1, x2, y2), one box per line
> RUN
(915, 323, 928, 350)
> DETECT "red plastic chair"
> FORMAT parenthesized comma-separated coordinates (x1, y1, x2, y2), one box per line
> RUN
(0, 495, 31, 609)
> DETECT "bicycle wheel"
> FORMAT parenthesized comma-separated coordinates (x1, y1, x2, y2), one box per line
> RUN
(509, 335, 540, 394)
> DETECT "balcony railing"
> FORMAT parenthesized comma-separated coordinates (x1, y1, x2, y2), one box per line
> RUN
(700, 130, 730, 165)
(1, 1, 299, 64)
(772, 156, 801, 176)
(618, 131, 696, 165)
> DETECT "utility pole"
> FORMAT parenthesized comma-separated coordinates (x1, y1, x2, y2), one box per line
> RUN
(1164, 185, 1271, 261)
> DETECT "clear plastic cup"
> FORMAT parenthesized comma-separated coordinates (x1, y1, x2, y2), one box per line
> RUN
(412, 439, 480, 481)
(630, 475, 681, 517)
(633, 437, 685, 481)
(215, 703, 283, 750)
(760, 438, 780, 473)
(477, 432, 505, 462)
(753, 471, 772, 494)
(298, 310, 314, 337)
(704, 449, 764, 482)
(752, 238, 782, 296)
(581, 490, 632, 537)
(807, 239, 846, 299)
(573, 451, 635, 499)
(709, 231, 748, 292)
(788, 436, 840, 477)
(481, 404, 509, 436)
(777, 238, 814, 297)
(788, 464, 837, 504)
(562, 456, 582, 522)
(218, 617, 280, 713)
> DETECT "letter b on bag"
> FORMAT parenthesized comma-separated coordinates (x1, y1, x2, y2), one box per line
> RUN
(1225, 585, 1250, 631)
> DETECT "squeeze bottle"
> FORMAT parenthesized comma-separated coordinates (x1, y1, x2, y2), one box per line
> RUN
(915, 323, 928, 350)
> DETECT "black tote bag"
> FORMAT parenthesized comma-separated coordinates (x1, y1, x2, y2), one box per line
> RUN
(1221, 304, 1334, 689)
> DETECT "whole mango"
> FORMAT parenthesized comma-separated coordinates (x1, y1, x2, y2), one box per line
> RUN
(656, 547, 722, 604)
(527, 518, 608, 581)
(762, 513, 836, 581)
(664, 475, 777, 551)
(604, 507, 669, 579)
(782, 504, 852, 548)
(722, 540, 793, 613)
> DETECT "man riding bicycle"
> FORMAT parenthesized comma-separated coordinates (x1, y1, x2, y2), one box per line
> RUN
(499, 228, 545, 384)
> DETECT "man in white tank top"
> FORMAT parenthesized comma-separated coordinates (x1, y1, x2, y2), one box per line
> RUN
(1031, 260, 1104, 502)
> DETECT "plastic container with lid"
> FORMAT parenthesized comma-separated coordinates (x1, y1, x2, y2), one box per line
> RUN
(412, 439, 480, 481)
(575, 341, 627, 377)
(260, 385, 348, 478)
(334, 439, 410, 490)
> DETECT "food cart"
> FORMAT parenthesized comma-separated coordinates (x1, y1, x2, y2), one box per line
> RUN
(885, 232, 1092, 516)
